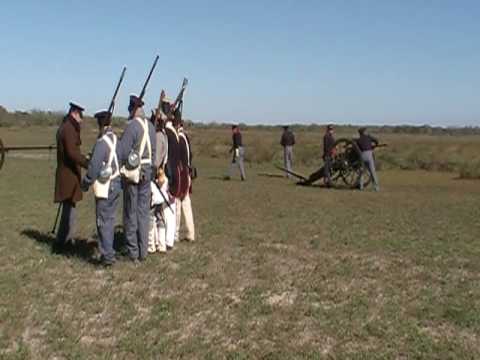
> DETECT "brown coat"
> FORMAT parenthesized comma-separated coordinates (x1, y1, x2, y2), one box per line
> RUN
(54, 116, 88, 203)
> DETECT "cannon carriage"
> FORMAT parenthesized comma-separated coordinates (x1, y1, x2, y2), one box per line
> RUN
(327, 138, 372, 188)
(277, 137, 383, 188)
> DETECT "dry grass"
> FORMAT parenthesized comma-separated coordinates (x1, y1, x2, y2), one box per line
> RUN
(0, 126, 479, 358)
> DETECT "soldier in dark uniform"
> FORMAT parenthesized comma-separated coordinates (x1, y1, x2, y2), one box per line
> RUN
(118, 95, 156, 262)
(280, 125, 295, 178)
(323, 124, 336, 187)
(225, 125, 246, 181)
(81, 110, 121, 266)
(53, 102, 89, 253)
(176, 120, 195, 242)
(162, 96, 181, 199)
(160, 94, 181, 249)
(356, 127, 380, 191)
(297, 124, 336, 186)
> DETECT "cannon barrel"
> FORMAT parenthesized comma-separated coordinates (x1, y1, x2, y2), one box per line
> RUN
(0, 138, 56, 170)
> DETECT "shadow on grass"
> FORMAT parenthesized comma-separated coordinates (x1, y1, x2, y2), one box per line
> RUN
(207, 175, 247, 182)
(206, 175, 228, 181)
(21, 227, 128, 263)
(295, 182, 357, 191)
(257, 172, 286, 179)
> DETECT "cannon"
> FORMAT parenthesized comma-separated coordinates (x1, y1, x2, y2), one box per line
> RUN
(0, 137, 56, 171)
(277, 138, 386, 188)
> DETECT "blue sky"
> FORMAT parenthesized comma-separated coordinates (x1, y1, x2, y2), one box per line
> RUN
(0, 0, 479, 126)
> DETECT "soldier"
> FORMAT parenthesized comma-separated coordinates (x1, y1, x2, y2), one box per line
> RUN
(176, 120, 195, 242)
(53, 102, 89, 253)
(80, 110, 121, 266)
(148, 103, 169, 253)
(296, 124, 335, 186)
(225, 125, 246, 181)
(356, 127, 380, 191)
(323, 124, 336, 187)
(118, 95, 156, 263)
(160, 94, 179, 250)
(280, 125, 295, 178)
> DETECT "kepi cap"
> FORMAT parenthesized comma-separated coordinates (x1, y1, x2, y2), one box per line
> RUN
(69, 102, 85, 113)
(94, 109, 111, 121)
(128, 94, 144, 113)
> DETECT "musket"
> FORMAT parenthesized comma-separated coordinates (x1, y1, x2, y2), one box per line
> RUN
(172, 77, 188, 110)
(139, 55, 159, 102)
(107, 66, 127, 115)
(152, 180, 174, 213)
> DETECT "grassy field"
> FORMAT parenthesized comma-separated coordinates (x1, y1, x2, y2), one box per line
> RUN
(1, 126, 480, 359)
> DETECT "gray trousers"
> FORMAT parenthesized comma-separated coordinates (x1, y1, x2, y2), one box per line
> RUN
(360, 150, 379, 191)
(283, 146, 293, 177)
(324, 156, 333, 185)
(95, 180, 121, 263)
(56, 201, 76, 245)
(123, 177, 151, 260)
(228, 147, 246, 180)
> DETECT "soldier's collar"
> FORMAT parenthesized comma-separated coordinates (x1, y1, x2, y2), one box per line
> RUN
(68, 115, 81, 131)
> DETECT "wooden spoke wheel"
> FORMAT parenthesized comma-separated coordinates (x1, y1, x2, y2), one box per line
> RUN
(0, 138, 5, 170)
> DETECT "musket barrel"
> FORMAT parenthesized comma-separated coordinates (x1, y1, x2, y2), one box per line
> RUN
(108, 66, 127, 114)
(4, 145, 56, 152)
(139, 55, 159, 101)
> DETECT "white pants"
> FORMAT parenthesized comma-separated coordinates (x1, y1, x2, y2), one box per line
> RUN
(148, 202, 176, 252)
(175, 194, 195, 241)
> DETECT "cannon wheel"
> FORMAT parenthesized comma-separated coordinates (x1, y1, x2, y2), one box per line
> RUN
(0, 138, 5, 170)
(332, 138, 371, 189)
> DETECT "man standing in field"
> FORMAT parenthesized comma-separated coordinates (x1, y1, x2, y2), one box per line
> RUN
(80, 110, 121, 266)
(118, 95, 156, 263)
(323, 124, 336, 187)
(356, 127, 380, 191)
(53, 102, 89, 253)
(297, 124, 336, 186)
(280, 125, 295, 178)
(225, 125, 246, 181)
(162, 94, 182, 250)
(176, 120, 195, 242)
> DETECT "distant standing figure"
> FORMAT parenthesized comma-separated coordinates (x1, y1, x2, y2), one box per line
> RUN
(356, 127, 380, 191)
(53, 102, 89, 253)
(225, 125, 246, 181)
(280, 125, 295, 178)
(323, 124, 336, 187)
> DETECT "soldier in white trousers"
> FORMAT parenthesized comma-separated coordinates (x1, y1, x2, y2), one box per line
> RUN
(175, 124, 195, 242)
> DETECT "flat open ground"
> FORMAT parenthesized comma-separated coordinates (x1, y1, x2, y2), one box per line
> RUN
(1, 127, 480, 359)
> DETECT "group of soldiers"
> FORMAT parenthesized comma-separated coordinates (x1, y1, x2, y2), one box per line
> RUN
(52, 81, 380, 267)
(279, 124, 380, 191)
(53, 92, 195, 267)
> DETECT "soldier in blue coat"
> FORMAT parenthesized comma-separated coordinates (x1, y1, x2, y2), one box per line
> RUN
(81, 110, 121, 266)
(118, 95, 157, 263)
